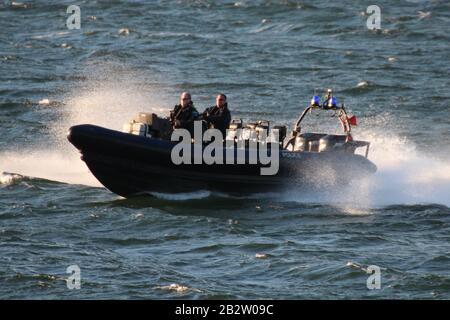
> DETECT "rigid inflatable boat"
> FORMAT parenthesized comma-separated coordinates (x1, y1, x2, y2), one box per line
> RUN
(68, 97, 376, 197)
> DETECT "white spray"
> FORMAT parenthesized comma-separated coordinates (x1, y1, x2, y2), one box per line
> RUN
(0, 62, 171, 187)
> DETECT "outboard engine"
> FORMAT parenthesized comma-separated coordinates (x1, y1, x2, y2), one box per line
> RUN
(319, 135, 347, 152)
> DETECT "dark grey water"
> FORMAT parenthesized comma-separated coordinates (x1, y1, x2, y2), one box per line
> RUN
(1, 0, 449, 299)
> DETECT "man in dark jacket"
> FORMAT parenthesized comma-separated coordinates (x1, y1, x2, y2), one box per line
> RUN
(201, 94, 231, 137)
(169, 92, 199, 136)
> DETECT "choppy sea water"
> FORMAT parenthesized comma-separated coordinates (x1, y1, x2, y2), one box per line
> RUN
(0, 0, 449, 299)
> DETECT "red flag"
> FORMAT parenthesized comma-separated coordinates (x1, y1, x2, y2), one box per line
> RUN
(347, 115, 357, 126)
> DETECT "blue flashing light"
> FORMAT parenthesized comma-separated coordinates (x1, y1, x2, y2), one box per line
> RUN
(311, 95, 320, 106)
(328, 96, 337, 107)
